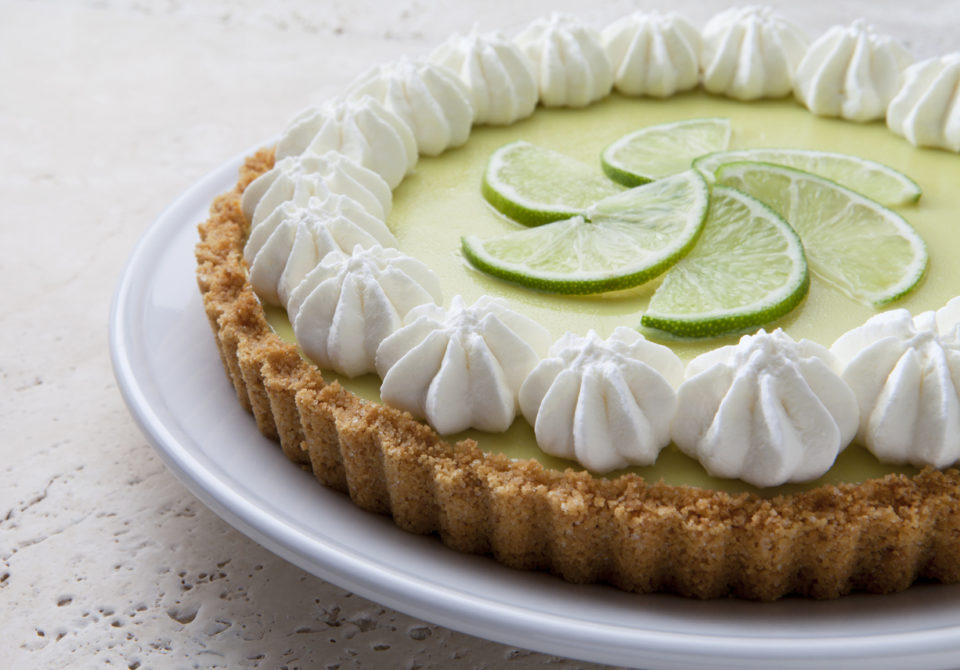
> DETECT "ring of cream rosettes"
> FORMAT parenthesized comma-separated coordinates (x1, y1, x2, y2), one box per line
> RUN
(240, 8, 960, 488)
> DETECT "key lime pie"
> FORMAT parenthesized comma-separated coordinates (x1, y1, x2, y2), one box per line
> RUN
(196, 7, 960, 600)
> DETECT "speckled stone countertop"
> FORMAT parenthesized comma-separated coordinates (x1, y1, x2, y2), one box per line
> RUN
(3, 1, 957, 668)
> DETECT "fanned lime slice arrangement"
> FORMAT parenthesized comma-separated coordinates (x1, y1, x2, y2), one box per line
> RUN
(465, 119, 929, 339)
(601, 118, 732, 186)
(694, 148, 922, 206)
(716, 161, 928, 306)
(641, 186, 809, 338)
(463, 170, 709, 294)
(482, 140, 623, 226)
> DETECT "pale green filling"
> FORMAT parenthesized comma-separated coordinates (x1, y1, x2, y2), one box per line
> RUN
(264, 90, 960, 496)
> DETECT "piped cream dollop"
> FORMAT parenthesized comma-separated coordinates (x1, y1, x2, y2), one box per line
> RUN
(701, 6, 808, 100)
(672, 329, 859, 488)
(429, 28, 538, 125)
(602, 11, 701, 98)
(345, 58, 475, 157)
(288, 245, 442, 378)
(274, 97, 417, 188)
(795, 20, 913, 122)
(376, 296, 552, 434)
(241, 151, 392, 228)
(830, 300, 960, 468)
(514, 13, 613, 107)
(244, 193, 398, 308)
(887, 53, 960, 152)
(518, 328, 683, 473)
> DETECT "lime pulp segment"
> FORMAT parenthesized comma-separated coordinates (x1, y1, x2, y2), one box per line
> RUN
(462, 170, 710, 294)
(716, 161, 927, 306)
(482, 140, 623, 226)
(694, 148, 922, 206)
(601, 118, 732, 186)
(642, 185, 809, 338)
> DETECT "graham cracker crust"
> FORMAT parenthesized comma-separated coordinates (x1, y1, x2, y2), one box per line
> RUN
(195, 148, 960, 600)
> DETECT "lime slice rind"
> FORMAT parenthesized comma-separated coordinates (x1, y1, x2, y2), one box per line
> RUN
(481, 179, 579, 227)
(641, 185, 810, 339)
(694, 148, 922, 206)
(482, 140, 623, 226)
(463, 171, 710, 295)
(463, 220, 696, 294)
(716, 161, 927, 307)
(601, 118, 732, 186)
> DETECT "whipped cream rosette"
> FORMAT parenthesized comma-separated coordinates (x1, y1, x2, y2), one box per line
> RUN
(673, 329, 859, 488)
(831, 301, 960, 468)
(887, 53, 960, 152)
(241, 150, 392, 228)
(794, 20, 913, 122)
(245, 193, 399, 308)
(701, 6, 808, 100)
(376, 296, 552, 434)
(429, 28, 537, 125)
(287, 245, 442, 378)
(518, 328, 683, 473)
(602, 11, 701, 98)
(274, 96, 417, 188)
(514, 13, 613, 108)
(346, 58, 475, 157)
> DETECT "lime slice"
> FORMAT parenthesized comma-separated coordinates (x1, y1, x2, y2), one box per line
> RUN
(601, 118, 732, 186)
(717, 161, 927, 306)
(694, 149, 922, 206)
(642, 186, 809, 338)
(463, 171, 709, 294)
(482, 140, 623, 226)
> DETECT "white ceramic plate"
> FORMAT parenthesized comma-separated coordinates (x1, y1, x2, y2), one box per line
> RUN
(110, 151, 960, 670)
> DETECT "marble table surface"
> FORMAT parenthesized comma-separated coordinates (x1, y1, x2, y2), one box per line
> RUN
(3, 1, 958, 668)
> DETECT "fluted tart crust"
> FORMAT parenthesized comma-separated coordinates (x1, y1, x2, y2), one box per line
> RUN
(195, 147, 960, 601)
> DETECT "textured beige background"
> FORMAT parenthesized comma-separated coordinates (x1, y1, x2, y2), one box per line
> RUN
(2, 1, 957, 668)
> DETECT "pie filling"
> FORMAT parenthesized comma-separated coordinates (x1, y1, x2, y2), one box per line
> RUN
(261, 89, 960, 496)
